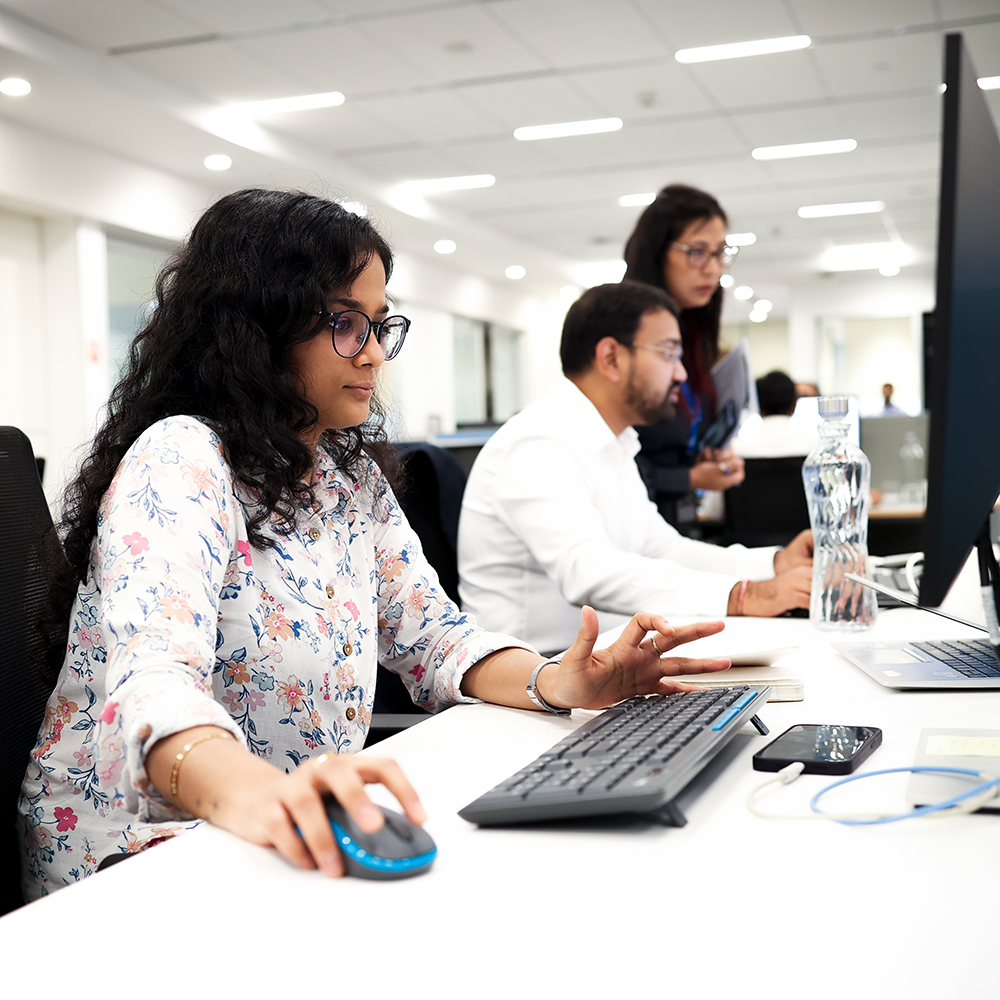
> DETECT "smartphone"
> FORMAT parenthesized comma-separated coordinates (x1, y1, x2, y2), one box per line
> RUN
(752, 724, 882, 775)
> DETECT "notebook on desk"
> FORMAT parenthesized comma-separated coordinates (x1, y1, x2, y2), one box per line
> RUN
(683, 648, 803, 701)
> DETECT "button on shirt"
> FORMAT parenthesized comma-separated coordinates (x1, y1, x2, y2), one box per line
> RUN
(458, 378, 778, 653)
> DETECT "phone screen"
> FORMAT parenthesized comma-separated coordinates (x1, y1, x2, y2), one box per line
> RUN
(757, 725, 878, 764)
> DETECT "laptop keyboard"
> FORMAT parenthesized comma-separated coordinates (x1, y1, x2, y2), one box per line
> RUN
(458, 686, 770, 827)
(912, 638, 1000, 678)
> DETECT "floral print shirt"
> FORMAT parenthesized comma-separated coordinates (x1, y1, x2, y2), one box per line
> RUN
(19, 416, 529, 899)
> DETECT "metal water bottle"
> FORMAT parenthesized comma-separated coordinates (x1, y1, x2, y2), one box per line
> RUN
(801, 396, 877, 631)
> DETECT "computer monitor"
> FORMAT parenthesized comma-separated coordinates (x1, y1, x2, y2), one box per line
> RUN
(919, 33, 1000, 608)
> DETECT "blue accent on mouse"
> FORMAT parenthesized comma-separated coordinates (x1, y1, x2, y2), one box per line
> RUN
(324, 799, 437, 880)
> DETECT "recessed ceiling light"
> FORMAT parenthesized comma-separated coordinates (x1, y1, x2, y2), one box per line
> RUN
(560, 285, 581, 301)
(726, 232, 756, 246)
(748, 310, 768, 323)
(675, 35, 810, 64)
(505, 265, 526, 280)
(514, 117, 622, 141)
(798, 200, 885, 218)
(618, 192, 655, 208)
(0, 77, 31, 96)
(978, 76, 1000, 90)
(227, 91, 345, 116)
(879, 263, 901, 276)
(733, 285, 754, 300)
(204, 154, 232, 170)
(398, 174, 495, 194)
(339, 201, 368, 217)
(752, 138, 857, 160)
(754, 299, 773, 313)
(820, 242, 911, 272)
(719, 274, 734, 288)
(434, 239, 457, 254)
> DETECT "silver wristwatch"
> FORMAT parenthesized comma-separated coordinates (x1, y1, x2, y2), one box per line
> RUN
(526, 658, 572, 716)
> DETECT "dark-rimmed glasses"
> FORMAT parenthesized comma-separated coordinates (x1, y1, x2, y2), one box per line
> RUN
(669, 242, 736, 268)
(314, 309, 410, 360)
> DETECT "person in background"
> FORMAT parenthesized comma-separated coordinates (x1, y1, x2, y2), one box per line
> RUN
(879, 382, 906, 416)
(622, 184, 745, 535)
(733, 370, 820, 459)
(458, 281, 813, 656)
(18, 190, 732, 900)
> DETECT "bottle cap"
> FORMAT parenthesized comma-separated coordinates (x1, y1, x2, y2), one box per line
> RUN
(817, 395, 850, 419)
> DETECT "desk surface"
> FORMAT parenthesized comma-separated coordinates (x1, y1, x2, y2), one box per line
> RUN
(3, 609, 998, 998)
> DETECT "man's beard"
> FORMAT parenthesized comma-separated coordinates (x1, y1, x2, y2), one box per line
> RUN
(626, 372, 680, 425)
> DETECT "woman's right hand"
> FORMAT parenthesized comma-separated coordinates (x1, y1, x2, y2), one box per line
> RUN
(147, 728, 425, 877)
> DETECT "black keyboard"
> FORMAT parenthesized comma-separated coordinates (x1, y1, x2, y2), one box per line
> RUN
(458, 686, 770, 828)
(912, 639, 1000, 678)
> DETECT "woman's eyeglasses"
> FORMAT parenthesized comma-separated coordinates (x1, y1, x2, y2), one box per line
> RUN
(670, 242, 736, 269)
(314, 309, 410, 360)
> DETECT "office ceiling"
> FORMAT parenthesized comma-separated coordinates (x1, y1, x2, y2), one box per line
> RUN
(0, 0, 998, 309)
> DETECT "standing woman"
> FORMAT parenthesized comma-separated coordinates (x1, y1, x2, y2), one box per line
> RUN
(18, 188, 730, 900)
(623, 184, 745, 534)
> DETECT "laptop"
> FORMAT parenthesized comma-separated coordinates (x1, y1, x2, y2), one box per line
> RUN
(833, 573, 1000, 690)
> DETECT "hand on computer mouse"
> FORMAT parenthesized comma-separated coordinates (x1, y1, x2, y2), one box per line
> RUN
(324, 798, 437, 879)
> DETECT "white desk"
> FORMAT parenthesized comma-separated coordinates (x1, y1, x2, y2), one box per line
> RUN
(2, 608, 999, 998)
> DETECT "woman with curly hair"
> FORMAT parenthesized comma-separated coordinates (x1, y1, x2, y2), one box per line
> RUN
(19, 188, 730, 898)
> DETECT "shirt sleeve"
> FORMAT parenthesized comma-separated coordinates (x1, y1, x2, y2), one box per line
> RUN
(494, 437, 777, 619)
(92, 418, 245, 822)
(372, 478, 533, 710)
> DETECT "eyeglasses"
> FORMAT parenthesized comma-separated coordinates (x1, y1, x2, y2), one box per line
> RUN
(631, 342, 684, 364)
(314, 309, 410, 360)
(670, 242, 735, 268)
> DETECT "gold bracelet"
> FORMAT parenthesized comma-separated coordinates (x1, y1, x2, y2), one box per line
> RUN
(169, 732, 235, 804)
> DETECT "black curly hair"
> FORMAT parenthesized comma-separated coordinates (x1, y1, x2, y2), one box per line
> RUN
(53, 188, 402, 649)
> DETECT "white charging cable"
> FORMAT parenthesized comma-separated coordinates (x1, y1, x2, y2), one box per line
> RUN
(748, 762, 1000, 823)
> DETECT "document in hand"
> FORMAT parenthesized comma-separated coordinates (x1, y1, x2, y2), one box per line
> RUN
(698, 338, 754, 452)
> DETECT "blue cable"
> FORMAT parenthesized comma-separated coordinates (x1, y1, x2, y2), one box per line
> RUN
(809, 766, 1000, 825)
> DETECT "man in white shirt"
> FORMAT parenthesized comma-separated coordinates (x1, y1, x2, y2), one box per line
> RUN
(733, 370, 820, 459)
(458, 281, 813, 654)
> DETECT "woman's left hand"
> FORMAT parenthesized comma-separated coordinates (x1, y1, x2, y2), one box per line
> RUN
(539, 606, 731, 711)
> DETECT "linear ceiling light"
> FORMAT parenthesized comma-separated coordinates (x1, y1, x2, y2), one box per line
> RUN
(675, 35, 810, 64)
(820, 242, 910, 272)
(398, 174, 496, 194)
(619, 192, 655, 207)
(514, 117, 622, 141)
(752, 138, 857, 160)
(229, 91, 345, 115)
(0, 77, 31, 96)
(979, 76, 1000, 90)
(726, 232, 756, 246)
(798, 200, 885, 218)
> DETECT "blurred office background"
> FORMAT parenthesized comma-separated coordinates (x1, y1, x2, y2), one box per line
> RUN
(0, 0, 997, 505)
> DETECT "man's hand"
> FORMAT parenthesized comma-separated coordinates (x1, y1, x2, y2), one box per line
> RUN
(690, 453, 745, 492)
(728, 566, 812, 617)
(773, 529, 814, 574)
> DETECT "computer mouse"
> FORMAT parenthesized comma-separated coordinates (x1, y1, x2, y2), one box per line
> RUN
(324, 798, 437, 880)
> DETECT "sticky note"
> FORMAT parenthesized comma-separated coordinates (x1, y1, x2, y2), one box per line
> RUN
(926, 734, 1000, 757)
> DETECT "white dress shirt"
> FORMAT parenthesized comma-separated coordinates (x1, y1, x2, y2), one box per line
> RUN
(458, 378, 779, 653)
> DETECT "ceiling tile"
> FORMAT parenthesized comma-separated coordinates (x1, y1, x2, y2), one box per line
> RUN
(684, 51, 828, 107)
(0, 0, 199, 50)
(809, 32, 942, 97)
(787, 1, 937, 37)
(358, 5, 547, 86)
(488, 0, 670, 64)
(461, 74, 605, 129)
(117, 39, 309, 103)
(632, 0, 799, 50)
(565, 62, 716, 119)
(157, 0, 332, 34)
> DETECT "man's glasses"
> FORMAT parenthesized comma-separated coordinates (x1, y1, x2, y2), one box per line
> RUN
(314, 310, 410, 360)
(632, 342, 684, 364)
(670, 242, 736, 269)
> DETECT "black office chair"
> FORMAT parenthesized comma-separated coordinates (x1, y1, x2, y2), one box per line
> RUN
(722, 456, 811, 548)
(369, 443, 468, 743)
(0, 427, 66, 915)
